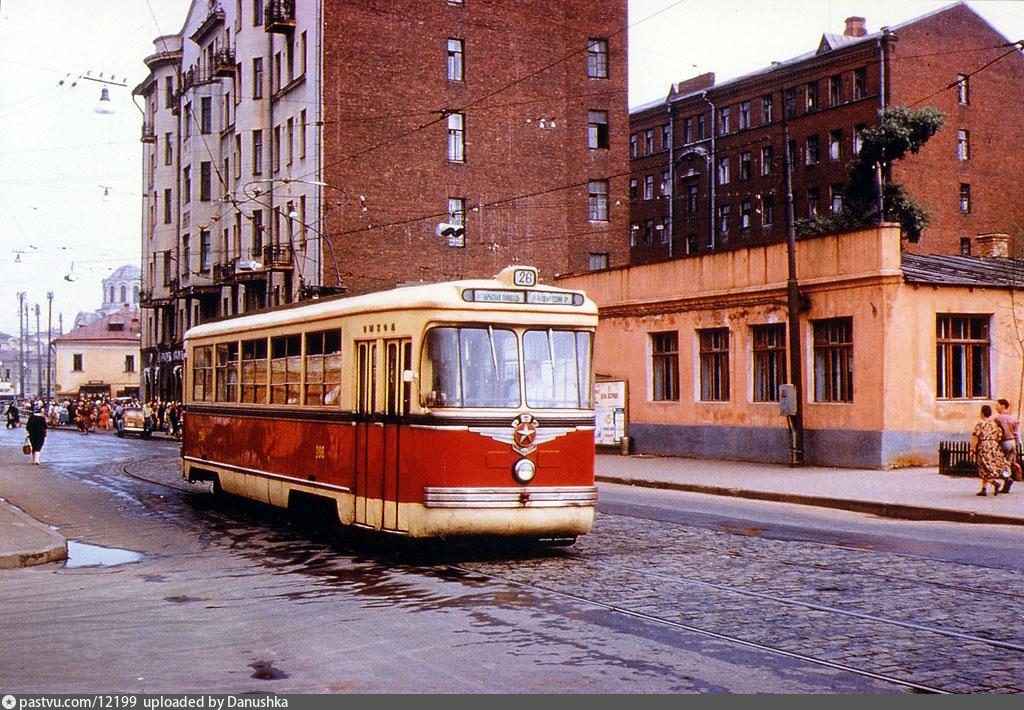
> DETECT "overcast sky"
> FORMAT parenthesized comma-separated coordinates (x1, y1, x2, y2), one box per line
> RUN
(2, 0, 1023, 342)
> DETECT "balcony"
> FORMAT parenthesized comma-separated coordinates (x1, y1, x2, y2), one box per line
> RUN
(213, 46, 235, 78)
(213, 260, 236, 282)
(264, 0, 296, 34)
(263, 245, 293, 270)
(141, 122, 156, 144)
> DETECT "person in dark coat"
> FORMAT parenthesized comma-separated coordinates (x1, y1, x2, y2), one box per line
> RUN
(5, 401, 19, 429)
(25, 402, 48, 465)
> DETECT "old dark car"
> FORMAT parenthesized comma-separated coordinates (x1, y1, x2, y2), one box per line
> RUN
(117, 405, 152, 439)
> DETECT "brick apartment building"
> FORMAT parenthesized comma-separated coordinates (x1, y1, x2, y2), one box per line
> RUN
(629, 2, 1024, 264)
(134, 0, 628, 401)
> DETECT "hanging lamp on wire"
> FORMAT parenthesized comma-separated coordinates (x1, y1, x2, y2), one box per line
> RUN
(95, 87, 115, 114)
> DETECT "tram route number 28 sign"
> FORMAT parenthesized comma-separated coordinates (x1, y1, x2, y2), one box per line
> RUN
(594, 379, 627, 447)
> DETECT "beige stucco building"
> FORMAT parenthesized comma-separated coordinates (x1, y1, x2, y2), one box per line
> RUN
(54, 307, 142, 399)
(557, 225, 1024, 468)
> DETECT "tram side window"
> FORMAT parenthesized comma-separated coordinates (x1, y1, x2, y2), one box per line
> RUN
(524, 330, 593, 408)
(305, 329, 342, 405)
(215, 342, 239, 402)
(270, 334, 302, 405)
(192, 346, 214, 402)
(422, 326, 520, 408)
(241, 338, 268, 404)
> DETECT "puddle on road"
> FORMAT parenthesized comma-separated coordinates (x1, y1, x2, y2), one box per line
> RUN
(65, 540, 145, 568)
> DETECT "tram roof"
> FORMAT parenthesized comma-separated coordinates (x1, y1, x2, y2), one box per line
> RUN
(184, 267, 597, 341)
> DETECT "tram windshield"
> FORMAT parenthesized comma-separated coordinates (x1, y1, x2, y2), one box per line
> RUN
(422, 326, 592, 409)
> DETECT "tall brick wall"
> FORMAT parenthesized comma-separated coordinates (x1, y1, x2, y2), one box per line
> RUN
(321, 0, 629, 293)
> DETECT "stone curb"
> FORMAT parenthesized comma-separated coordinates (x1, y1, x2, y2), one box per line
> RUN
(0, 501, 68, 569)
(596, 475, 1024, 527)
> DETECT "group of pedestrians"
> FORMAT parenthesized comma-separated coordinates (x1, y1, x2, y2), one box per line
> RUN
(970, 397, 1023, 496)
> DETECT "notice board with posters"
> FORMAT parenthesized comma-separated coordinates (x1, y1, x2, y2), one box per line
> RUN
(594, 379, 627, 447)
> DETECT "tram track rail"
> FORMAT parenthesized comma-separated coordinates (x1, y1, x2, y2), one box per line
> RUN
(441, 561, 951, 694)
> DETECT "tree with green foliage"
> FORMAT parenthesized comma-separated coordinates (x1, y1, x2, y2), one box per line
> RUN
(797, 105, 945, 241)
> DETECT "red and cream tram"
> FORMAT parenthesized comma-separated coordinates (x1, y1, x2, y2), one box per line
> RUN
(182, 266, 598, 541)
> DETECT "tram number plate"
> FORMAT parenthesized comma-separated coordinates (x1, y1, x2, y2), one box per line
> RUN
(513, 268, 536, 287)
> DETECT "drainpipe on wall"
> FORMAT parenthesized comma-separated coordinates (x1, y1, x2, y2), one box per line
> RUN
(702, 91, 716, 251)
(666, 102, 674, 258)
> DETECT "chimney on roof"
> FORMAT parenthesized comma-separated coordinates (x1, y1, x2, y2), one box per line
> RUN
(844, 16, 867, 37)
(975, 232, 1010, 258)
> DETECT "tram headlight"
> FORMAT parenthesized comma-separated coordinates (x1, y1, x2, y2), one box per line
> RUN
(512, 458, 536, 484)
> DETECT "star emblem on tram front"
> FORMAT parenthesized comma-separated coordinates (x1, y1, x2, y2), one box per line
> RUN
(512, 414, 538, 455)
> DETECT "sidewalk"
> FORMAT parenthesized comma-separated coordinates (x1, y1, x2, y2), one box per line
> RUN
(2, 438, 1022, 569)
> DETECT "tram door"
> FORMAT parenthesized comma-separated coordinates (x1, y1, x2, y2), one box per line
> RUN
(354, 338, 411, 531)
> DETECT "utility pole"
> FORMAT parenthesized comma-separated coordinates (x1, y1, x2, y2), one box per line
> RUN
(47, 292, 53, 404)
(17, 291, 26, 398)
(35, 303, 41, 399)
(782, 112, 805, 466)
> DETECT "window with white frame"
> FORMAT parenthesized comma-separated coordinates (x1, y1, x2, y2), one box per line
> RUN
(936, 314, 990, 399)
(587, 39, 608, 78)
(588, 180, 608, 221)
(698, 328, 730, 401)
(447, 113, 465, 162)
(813, 317, 853, 403)
(447, 38, 464, 81)
(588, 110, 609, 149)
(752, 324, 786, 402)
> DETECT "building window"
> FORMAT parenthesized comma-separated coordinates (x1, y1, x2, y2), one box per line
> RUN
(956, 73, 970, 105)
(588, 253, 609, 271)
(806, 81, 819, 111)
(73, 354, 83, 372)
(761, 94, 773, 124)
(587, 39, 608, 78)
(761, 194, 774, 226)
(447, 38, 464, 81)
(163, 188, 172, 224)
(831, 184, 844, 214)
(651, 331, 679, 401)
(253, 57, 263, 99)
(252, 129, 263, 174)
(787, 139, 797, 169)
(687, 185, 698, 214)
(588, 110, 609, 149)
(698, 328, 730, 402)
(660, 216, 670, 243)
(813, 317, 853, 403)
(960, 183, 971, 213)
(717, 156, 730, 185)
(960, 237, 972, 256)
(251, 209, 263, 255)
(183, 102, 191, 138)
(200, 229, 212, 272)
(829, 74, 841, 106)
(853, 67, 867, 99)
(784, 87, 797, 118)
(683, 117, 693, 144)
(829, 129, 842, 161)
(629, 133, 638, 158)
(740, 200, 752, 230)
(644, 174, 654, 200)
(643, 219, 654, 245)
(661, 123, 670, 151)
(182, 165, 191, 203)
(164, 76, 174, 109)
(644, 129, 654, 154)
(629, 178, 638, 201)
(752, 324, 786, 402)
(807, 187, 820, 217)
(805, 135, 820, 165)
(718, 204, 730, 234)
(200, 96, 212, 134)
(164, 133, 173, 165)
(936, 315, 990, 399)
(447, 113, 465, 162)
(199, 161, 212, 201)
(957, 129, 970, 161)
(697, 114, 705, 140)
(739, 101, 750, 130)
(760, 145, 774, 176)
(272, 124, 281, 172)
(660, 170, 670, 197)
(685, 234, 699, 254)
(124, 354, 135, 373)
(447, 197, 466, 247)
(719, 106, 731, 135)
(853, 124, 866, 155)
(740, 152, 751, 181)
(286, 117, 294, 165)
(588, 180, 609, 221)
